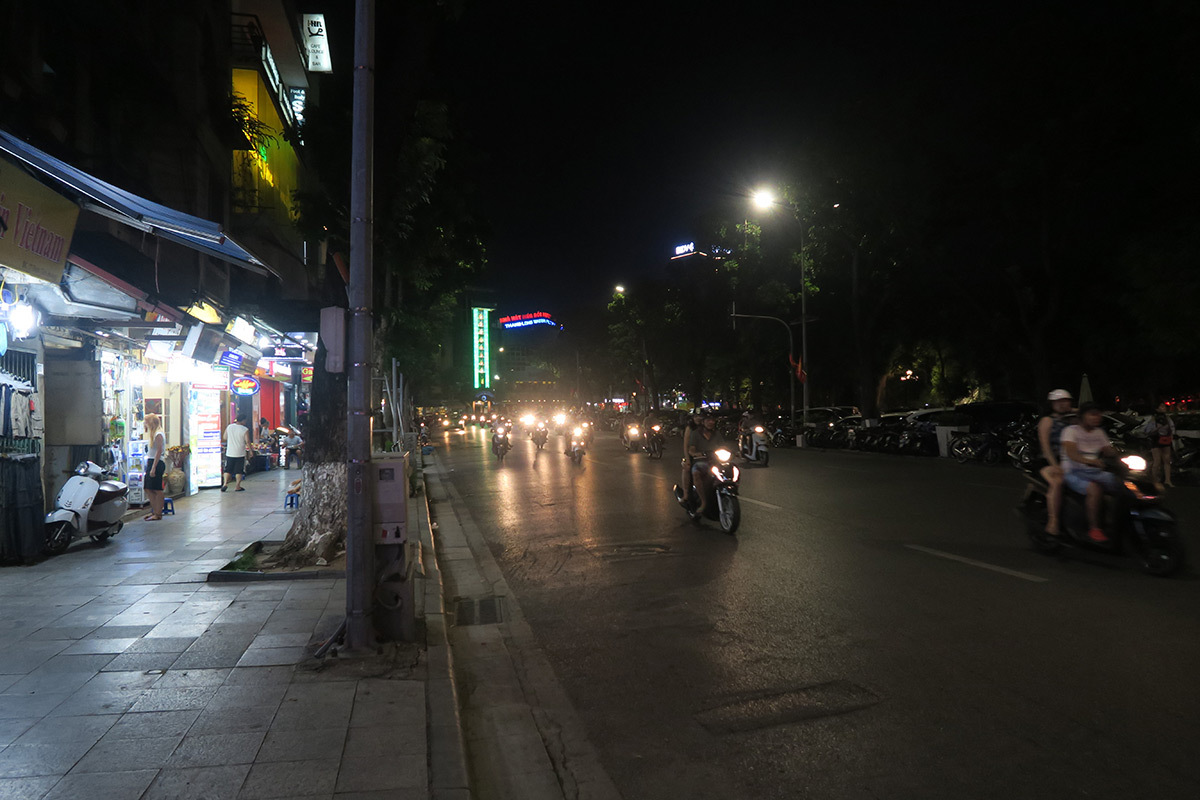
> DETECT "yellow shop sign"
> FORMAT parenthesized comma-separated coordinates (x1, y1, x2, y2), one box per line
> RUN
(0, 155, 79, 284)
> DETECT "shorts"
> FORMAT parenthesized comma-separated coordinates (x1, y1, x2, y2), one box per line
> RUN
(1063, 466, 1120, 494)
(144, 459, 166, 491)
(225, 456, 246, 476)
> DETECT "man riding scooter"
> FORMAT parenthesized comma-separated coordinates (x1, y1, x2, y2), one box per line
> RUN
(1061, 402, 1119, 543)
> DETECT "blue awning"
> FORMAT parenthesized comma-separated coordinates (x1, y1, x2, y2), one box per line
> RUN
(0, 130, 274, 277)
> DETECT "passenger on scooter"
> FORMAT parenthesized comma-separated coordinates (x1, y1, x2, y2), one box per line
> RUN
(1061, 402, 1119, 543)
(737, 409, 762, 456)
(680, 410, 703, 500)
(688, 414, 721, 516)
(1038, 389, 1074, 535)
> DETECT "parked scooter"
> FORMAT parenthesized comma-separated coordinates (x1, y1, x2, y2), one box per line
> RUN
(1018, 454, 1184, 576)
(673, 447, 741, 534)
(739, 425, 770, 466)
(44, 461, 128, 555)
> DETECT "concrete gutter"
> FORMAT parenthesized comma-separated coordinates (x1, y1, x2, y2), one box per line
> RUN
(421, 466, 474, 800)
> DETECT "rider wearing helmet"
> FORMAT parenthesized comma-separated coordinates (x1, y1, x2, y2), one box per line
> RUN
(1038, 389, 1074, 535)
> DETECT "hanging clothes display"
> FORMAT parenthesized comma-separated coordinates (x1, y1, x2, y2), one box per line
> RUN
(0, 455, 44, 563)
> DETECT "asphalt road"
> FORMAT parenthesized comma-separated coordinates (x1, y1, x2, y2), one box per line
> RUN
(437, 424, 1200, 800)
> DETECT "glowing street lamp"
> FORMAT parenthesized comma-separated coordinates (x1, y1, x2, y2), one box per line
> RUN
(752, 188, 776, 210)
(614, 285, 626, 294)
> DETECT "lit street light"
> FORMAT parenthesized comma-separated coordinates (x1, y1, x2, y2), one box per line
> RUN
(750, 186, 809, 423)
(614, 284, 626, 294)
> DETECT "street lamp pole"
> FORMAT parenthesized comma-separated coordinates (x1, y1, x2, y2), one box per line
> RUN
(752, 188, 808, 422)
(730, 305, 795, 430)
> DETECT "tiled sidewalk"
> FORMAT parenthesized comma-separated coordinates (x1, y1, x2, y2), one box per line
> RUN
(0, 469, 429, 800)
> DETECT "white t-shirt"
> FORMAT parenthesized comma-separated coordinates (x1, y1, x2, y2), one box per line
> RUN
(224, 423, 250, 458)
(1061, 424, 1110, 473)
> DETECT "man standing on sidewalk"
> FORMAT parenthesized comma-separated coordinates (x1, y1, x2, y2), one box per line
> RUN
(222, 414, 251, 492)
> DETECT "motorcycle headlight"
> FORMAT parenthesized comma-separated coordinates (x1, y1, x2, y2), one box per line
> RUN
(652, 425, 661, 431)
(711, 465, 722, 478)
(630, 427, 639, 436)
(442, 420, 450, 426)
(754, 426, 764, 433)
(714, 449, 731, 462)
(521, 415, 535, 426)
(573, 427, 583, 436)
(554, 414, 567, 425)
(1122, 455, 1147, 473)
(496, 427, 505, 434)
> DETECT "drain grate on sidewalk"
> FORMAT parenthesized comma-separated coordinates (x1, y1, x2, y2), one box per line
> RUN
(455, 595, 505, 626)
(695, 680, 881, 734)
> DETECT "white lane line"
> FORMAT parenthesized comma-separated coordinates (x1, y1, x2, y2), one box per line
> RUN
(740, 496, 783, 510)
(905, 544, 1049, 583)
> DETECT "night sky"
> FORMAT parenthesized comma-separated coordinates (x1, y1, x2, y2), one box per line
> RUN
(435, 1, 1032, 315)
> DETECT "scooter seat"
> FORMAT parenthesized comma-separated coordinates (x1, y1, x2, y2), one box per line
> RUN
(96, 481, 128, 504)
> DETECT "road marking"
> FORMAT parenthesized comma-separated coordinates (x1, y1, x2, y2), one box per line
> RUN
(905, 544, 1049, 583)
(739, 496, 783, 510)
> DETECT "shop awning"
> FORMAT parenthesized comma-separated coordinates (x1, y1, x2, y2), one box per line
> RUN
(0, 130, 275, 278)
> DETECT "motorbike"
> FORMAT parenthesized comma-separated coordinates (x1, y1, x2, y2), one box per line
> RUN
(44, 461, 128, 555)
(568, 426, 587, 464)
(673, 447, 742, 534)
(644, 424, 666, 459)
(579, 421, 595, 446)
(491, 427, 512, 462)
(1018, 453, 1184, 576)
(621, 424, 642, 451)
(531, 422, 549, 450)
(739, 425, 769, 465)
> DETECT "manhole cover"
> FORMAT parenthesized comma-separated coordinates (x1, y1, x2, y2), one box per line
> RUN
(696, 680, 880, 734)
(455, 596, 505, 626)
(588, 542, 674, 560)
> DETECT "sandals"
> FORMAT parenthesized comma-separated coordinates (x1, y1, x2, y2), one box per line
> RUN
(143, 514, 162, 521)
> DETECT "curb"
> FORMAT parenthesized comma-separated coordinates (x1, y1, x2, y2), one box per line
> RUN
(421, 467, 473, 800)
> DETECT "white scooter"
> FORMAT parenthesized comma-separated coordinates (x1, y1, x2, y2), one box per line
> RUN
(740, 425, 770, 466)
(44, 461, 128, 555)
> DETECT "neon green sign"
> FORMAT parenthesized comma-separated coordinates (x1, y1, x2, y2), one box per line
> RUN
(472, 307, 491, 389)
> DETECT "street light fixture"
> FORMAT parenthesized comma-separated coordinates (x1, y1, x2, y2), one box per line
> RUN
(614, 284, 626, 294)
(752, 189, 775, 210)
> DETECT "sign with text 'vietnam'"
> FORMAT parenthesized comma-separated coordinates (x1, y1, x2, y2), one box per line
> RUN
(0, 155, 79, 284)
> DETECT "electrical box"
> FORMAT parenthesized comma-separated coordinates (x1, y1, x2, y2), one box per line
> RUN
(320, 306, 346, 373)
(370, 454, 408, 543)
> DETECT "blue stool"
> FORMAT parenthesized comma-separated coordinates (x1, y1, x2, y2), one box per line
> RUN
(284, 493, 299, 509)
(162, 498, 175, 515)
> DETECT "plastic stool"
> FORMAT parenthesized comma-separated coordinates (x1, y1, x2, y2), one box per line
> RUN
(162, 498, 175, 515)
(284, 493, 299, 509)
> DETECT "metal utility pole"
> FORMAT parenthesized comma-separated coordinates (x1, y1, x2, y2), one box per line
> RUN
(730, 303, 796, 430)
(798, 219, 809, 418)
(345, 0, 376, 652)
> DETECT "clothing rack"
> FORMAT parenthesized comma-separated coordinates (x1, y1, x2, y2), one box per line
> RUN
(0, 350, 39, 454)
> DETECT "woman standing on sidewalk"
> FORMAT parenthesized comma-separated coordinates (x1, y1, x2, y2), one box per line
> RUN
(143, 413, 167, 520)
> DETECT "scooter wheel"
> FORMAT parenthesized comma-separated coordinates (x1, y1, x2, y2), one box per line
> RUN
(1138, 527, 1184, 576)
(44, 521, 73, 556)
(719, 495, 741, 535)
(760, 451, 769, 467)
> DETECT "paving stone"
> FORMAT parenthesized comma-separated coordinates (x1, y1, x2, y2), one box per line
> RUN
(102, 709, 200, 740)
(47, 689, 147, 718)
(247, 633, 311, 650)
(70, 733, 183, 772)
(236, 647, 308, 667)
(13, 715, 119, 745)
(0, 740, 93, 778)
(0, 775, 58, 800)
(168, 732, 265, 768)
(239, 758, 339, 799)
(0, 641, 70, 675)
(224, 666, 294, 686)
(90, 626, 155, 639)
(256, 727, 346, 763)
(0, 694, 69, 720)
(349, 680, 424, 729)
(4, 669, 95, 697)
(60, 639, 137, 656)
(188, 705, 279, 736)
(343, 724, 425, 759)
(144, 764, 252, 800)
(334, 755, 426, 793)
(123, 637, 196, 654)
(127, 686, 218, 713)
(143, 624, 211, 639)
(41, 768, 159, 800)
(155, 669, 230, 689)
(22, 627, 97, 641)
(100, 652, 181, 672)
(78, 671, 162, 693)
(0, 720, 36, 748)
(205, 683, 288, 710)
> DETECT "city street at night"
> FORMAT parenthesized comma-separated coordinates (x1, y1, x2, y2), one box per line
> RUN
(434, 423, 1200, 800)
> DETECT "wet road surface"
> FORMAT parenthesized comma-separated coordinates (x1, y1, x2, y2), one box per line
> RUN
(438, 423, 1200, 800)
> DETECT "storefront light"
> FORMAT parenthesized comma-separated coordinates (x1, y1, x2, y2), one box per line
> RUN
(185, 301, 223, 325)
(8, 302, 38, 339)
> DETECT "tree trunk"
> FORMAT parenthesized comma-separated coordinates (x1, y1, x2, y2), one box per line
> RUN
(274, 339, 349, 567)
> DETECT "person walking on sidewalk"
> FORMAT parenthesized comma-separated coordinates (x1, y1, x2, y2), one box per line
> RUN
(143, 412, 167, 519)
(222, 414, 250, 492)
